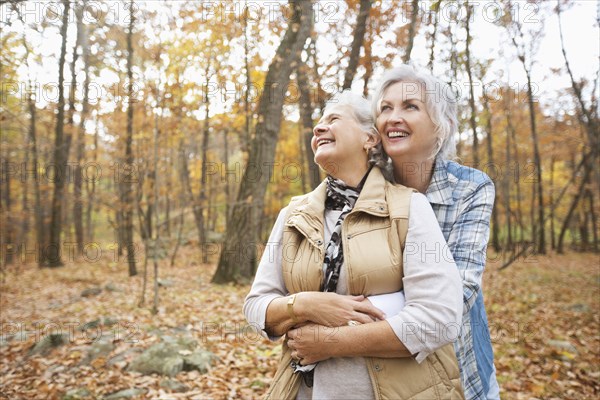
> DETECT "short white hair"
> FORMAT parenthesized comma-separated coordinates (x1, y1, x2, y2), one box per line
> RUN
(371, 65, 458, 161)
(323, 90, 393, 180)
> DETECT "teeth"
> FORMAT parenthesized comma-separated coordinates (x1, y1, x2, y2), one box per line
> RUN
(318, 139, 333, 146)
(388, 131, 409, 138)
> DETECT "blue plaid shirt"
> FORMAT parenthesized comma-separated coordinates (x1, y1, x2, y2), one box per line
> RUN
(426, 158, 498, 400)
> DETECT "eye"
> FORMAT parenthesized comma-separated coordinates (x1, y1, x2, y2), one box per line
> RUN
(405, 103, 419, 110)
(330, 116, 339, 122)
(380, 104, 392, 112)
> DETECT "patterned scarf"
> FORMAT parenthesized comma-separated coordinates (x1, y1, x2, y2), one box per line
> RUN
(291, 167, 372, 385)
(321, 175, 363, 292)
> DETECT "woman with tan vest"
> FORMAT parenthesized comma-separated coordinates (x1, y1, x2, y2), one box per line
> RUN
(244, 91, 465, 399)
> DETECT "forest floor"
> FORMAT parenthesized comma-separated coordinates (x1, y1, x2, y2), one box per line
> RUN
(0, 248, 598, 399)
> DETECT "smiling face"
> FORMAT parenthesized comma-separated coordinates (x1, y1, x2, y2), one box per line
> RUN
(311, 104, 377, 183)
(375, 81, 438, 165)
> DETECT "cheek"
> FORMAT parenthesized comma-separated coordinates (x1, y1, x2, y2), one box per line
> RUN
(375, 115, 385, 132)
(310, 136, 318, 153)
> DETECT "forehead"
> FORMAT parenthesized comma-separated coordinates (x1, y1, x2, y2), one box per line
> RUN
(382, 80, 426, 102)
(320, 104, 354, 120)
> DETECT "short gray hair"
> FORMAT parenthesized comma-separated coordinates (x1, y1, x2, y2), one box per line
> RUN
(323, 90, 393, 180)
(371, 65, 458, 161)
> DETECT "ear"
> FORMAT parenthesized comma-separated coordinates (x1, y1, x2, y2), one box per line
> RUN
(364, 131, 380, 151)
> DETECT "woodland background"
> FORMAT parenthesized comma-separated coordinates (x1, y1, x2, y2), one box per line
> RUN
(0, 0, 598, 398)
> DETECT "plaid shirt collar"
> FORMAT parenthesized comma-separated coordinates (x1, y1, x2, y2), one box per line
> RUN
(426, 158, 454, 206)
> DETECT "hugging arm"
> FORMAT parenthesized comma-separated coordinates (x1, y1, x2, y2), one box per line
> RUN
(288, 193, 463, 364)
(243, 208, 385, 340)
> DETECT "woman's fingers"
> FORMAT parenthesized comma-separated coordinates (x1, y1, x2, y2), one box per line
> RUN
(354, 300, 386, 320)
(352, 312, 377, 325)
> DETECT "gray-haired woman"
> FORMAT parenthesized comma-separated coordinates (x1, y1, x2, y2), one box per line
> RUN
(244, 91, 464, 399)
(372, 65, 499, 400)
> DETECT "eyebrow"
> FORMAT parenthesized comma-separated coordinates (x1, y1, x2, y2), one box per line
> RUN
(381, 97, 425, 104)
(319, 112, 341, 123)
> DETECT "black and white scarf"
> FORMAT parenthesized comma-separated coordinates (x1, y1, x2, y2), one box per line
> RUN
(291, 167, 372, 384)
(321, 175, 362, 292)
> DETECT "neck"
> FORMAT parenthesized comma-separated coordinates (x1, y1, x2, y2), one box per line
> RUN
(330, 165, 369, 188)
(393, 158, 435, 193)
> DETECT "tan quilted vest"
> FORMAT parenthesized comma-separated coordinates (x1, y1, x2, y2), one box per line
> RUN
(265, 168, 464, 400)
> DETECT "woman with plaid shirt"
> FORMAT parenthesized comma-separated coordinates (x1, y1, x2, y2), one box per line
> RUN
(372, 65, 500, 400)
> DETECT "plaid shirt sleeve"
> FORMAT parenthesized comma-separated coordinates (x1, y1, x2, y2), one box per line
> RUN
(446, 179, 495, 313)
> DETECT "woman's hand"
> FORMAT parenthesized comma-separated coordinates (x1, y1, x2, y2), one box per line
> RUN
(287, 323, 337, 365)
(295, 292, 385, 327)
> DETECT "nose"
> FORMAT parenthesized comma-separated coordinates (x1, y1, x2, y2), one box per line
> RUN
(313, 123, 328, 136)
(388, 109, 406, 124)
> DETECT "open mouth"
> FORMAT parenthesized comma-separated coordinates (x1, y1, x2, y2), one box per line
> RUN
(387, 130, 409, 138)
(317, 138, 335, 147)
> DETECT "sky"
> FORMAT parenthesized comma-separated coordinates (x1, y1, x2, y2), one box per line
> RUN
(3, 0, 599, 118)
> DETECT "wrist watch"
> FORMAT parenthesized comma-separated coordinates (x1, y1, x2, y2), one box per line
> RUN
(287, 294, 298, 323)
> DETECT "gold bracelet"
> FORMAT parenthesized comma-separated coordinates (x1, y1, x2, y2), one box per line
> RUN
(287, 294, 298, 323)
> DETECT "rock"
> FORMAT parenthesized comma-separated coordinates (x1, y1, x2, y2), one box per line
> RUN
(79, 317, 119, 332)
(183, 349, 213, 373)
(128, 336, 214, 377)
(62, 388, 91, 400)
(160, 334, 196, 350)
(13, 330, 30, 342)
(43, 364, 66, 380)
(103, 317, 118, 327)
(103, 388, 146, 399)
(81, 338, 114, 365)
(30, 333, 69, 355)
(548, 339, 578, 356)
(157, 279, 175, 288)
(81, 287, 102, 297)
(160, 378, 189, 393)
(104, 282, 122, 292)
(567, 303, 591, 313)
(79, 319, 101, 331)
(106, 348, 143, 368)
(127, 342, 184, 376)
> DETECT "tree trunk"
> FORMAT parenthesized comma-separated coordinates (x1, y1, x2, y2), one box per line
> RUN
(1, 159, 14, 266)
(550, 153, 556, 250)
(525, 70, 545, 254)
(342, 0, 371, 90)
(508, 23, 545, 252)
(401, 0, 420, 64)
(509, 105, 524, 243)
(242, 4, 252, 154)
(151, 93, 161, 315)
(123, 0, 137, 276)
(503, 101, 513, 250)
(297, 59, 320, 190)
(74, 2, 89, 254)
(212, 0, 313, 284)
(199, 65, 211, 264)
(19, 14, 44, 267)
(362, 25, 373, 97)
(86, 119, 99, 242)
(557, 159, 593, 253)
(427, 0, 442, 71)
(483, 93, 500, 251)
(587, 189, 598, 252)
(46, 0, 71, 267)
(223, 129, 231, 227)
(464, 1, 479, 166)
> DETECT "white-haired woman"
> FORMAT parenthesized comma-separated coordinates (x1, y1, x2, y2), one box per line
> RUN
(244, 91, 464, 399)
(372, 65, 499, 400)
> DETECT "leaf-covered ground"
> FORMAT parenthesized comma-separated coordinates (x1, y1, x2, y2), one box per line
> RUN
(1, 249, 598, 399)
